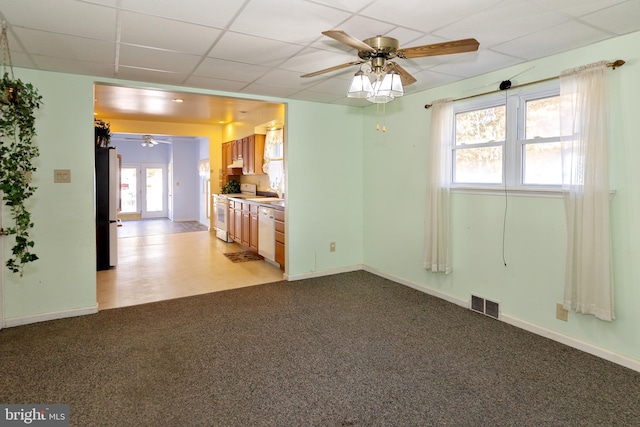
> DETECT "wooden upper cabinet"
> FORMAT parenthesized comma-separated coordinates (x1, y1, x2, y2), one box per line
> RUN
(222, 142, 240, 177)
(242, 134, 266, 175)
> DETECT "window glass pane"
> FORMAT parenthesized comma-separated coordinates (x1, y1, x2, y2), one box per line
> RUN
(523, 142, 562, 185)
(525, 96, 560, 138)
(454, 147, 503, 183)
(456, 105, 506, 145)
(146, 168, 163, 212)
(120, 167, 137, 213)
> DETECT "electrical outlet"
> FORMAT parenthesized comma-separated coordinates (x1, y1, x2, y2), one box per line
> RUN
(556, 303, 568, 321)
(329, 242, 336, 252)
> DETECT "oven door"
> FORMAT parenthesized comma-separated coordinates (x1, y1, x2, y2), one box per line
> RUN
(213, 195, 232, 241)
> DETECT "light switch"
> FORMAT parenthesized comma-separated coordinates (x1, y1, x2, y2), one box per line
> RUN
(54, 169, 71, 183)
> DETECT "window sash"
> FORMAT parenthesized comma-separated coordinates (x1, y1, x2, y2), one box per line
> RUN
(452, 86, 561, 190)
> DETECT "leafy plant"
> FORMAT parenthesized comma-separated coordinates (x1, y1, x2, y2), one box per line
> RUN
(0, 72, 43, 275)
(222, 179, 240, 194)
(94, 118, 110, 147)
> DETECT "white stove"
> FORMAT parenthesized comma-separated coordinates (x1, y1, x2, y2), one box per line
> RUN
(213, 184, 257, 242)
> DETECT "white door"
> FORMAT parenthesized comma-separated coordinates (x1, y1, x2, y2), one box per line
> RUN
(143, 165, 167, 218)
(120, 164, 168, 218)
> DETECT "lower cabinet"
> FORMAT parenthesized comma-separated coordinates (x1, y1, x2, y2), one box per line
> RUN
(275, 209, 285, 270)
(249, 205, 259, 251)
(229, 199, 261, 253)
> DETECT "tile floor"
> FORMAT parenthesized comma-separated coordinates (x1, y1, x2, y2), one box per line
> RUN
(97, 219, 284, 310)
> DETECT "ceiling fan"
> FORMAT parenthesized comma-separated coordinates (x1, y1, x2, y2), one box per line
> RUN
(301, 30, 479, 102)
(125, 134, 172, 147)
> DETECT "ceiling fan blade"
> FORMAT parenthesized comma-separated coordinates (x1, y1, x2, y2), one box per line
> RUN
(322, 30, 375, 53)
(391, 63, 417, 86)
(398, 38, 479, 59)
(301, 60, 364, 78)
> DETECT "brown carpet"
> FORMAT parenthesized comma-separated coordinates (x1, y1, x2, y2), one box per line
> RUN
(1, 271, 639, 426)
(224, 250, 264, 263)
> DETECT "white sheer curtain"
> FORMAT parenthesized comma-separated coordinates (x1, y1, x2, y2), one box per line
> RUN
(560, 60, 614, 321)
(424, 99, 453, 273)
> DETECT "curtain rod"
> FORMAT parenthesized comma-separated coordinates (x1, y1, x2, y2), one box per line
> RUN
(424, 60, 625, 109)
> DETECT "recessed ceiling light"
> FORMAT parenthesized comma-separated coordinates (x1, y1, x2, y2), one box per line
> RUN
(218, 121, 225, 124)
(172, 98, 184, 103)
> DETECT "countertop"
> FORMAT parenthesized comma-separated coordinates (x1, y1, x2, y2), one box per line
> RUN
(228, 196, 285, 210)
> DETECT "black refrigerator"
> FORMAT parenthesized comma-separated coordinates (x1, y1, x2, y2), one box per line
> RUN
(96, 147, 119, 271)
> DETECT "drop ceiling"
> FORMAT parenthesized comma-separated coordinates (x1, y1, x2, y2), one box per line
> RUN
(1, 0, 638, 124)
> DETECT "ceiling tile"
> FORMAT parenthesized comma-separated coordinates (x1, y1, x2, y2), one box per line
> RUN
(207, 32, 304, 68)
(329, 15, 397, 41)
(239, 83, 300, 98)
(360, 0, 503, 33)
(192, 57, 270, 83)
(229, 0, 352, 44)
(303, 0, 374, 12)
(115, 66, 188, 85)
(434, 0, 569, 48)
(184, 76, 249, 93)
(304, 77, 353, 96)
(13, 28, 115, 64)
(384, 28, 430, 47)
(408, 69, 469, 90)
(529, 0, 628, 17)
(1, 0, 116, 40)
(278, 47, 359, 76)
(118, 45, 202, 74)
(118, 0, 245, 28)
(3, 51, 38, 69)
(580, 0, 640, 35)
(492, 21, 611, 60)
(255, 69, 322, 91)
(120, 11, 222, 55)
(428, 50, 524, 78)
(288, 90, 344, 103)
(29, 55, 116, 78)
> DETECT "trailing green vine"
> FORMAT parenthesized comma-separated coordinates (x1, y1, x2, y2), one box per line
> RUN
(0, 72, 43, 275)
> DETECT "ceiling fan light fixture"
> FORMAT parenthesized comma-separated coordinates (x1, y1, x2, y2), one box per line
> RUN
(347, 70, 373, 98)
(377, 68, 404, 98)
(366, 78, 394, 104)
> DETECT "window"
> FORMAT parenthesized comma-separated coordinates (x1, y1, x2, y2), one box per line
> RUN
(452, 86, 561, 189)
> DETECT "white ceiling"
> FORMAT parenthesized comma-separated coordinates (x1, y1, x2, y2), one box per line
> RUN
(1, 0, 638, 123)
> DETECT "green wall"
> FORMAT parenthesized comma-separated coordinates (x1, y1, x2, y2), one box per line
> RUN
(3, 70, 97, 321)
(0, 71, 365, 324)
(4, 30, 640, 368)
(363, 31, 640, 364)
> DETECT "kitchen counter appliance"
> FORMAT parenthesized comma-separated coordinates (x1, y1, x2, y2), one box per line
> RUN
(258, 206, 276, 263)
(213, 183, 257, 242)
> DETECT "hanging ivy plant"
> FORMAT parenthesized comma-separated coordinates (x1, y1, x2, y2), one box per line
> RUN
(0, 72, 43, 275)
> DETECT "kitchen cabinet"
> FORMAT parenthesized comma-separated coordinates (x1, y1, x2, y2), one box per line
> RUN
(242, 134, 266, 175)
(241, 203, 250, 247)
(228, 199, 261, 253)
(249, 204, 259, 251)
(228, 200, 235, 241)
(274, 208, 285, 270)
(222, 142, 241, 185)
(232, 139, 242, 161)
(233, 202, 242, 244)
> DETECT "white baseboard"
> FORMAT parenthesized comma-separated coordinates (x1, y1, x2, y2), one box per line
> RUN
(4, 305, 99, 328)
(286, 264, 363, 281)
(363, 265, 640, 373)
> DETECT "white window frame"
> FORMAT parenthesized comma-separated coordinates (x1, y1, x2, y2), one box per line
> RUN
(451, 84, 562, 197)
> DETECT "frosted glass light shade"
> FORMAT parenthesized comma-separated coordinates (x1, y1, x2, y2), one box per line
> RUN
(376, 70, 404, 98)
(347, 71, 373, 98)
(366, 79, 394, 104)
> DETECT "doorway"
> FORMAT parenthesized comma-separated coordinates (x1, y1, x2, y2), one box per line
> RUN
(120, 163, 168, 219)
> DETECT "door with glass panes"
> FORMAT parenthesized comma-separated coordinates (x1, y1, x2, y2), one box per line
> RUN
(120, 164, 168, 218)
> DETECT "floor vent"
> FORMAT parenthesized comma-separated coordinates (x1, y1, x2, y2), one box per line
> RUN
(470, 294, 500, 319)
